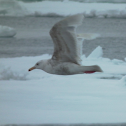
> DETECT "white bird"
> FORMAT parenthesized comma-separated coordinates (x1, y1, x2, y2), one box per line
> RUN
(28, 14, 103, 75)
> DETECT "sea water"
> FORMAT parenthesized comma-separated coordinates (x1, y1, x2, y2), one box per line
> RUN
(0, 17, 126, 60)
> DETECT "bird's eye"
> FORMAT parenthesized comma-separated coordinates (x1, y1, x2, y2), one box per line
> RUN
(36, 63, 39, 66)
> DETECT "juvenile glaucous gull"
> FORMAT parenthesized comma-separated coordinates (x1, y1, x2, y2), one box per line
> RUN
(28, 14, 103, 75)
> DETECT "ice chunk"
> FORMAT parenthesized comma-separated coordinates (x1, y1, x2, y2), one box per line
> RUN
(0, 25, 16, 37)
(0, 67, 27, 80)
(125, 57, 126, 61)
(87, 46, 103, 59)
(112, 59, 124, 65)
(120, 75, 126, 85)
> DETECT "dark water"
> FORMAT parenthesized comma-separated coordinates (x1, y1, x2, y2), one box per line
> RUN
(0, 17, 126, 60)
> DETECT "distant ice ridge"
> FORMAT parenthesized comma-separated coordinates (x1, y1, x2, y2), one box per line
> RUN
(0, 0, 126, 18)
(0, 25, 16, 37)
(24, 1, 126, 18)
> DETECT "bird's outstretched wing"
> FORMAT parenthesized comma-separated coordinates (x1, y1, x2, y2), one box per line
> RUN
(50, 14, 84, 65)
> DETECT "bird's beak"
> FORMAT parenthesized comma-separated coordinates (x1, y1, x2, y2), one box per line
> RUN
(28, 66, 35, 71)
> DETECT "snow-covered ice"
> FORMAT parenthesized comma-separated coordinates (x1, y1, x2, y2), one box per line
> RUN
(0, 47, 126, 124)
(0, 25, 16, 37)
(0, 0, 126, 18)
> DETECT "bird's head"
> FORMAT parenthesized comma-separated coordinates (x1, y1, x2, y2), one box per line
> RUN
(28, 60, 45, 71)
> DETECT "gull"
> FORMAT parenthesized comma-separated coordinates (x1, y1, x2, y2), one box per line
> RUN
(28, 14, 103, 75)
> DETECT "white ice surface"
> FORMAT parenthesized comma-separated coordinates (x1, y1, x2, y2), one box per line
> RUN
(0, 47, 126, 124)
(0, 25, 16, 37)
(0, 0, 126, 18)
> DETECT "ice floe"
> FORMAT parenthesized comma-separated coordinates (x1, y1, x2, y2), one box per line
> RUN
(0, 25, 16, 37)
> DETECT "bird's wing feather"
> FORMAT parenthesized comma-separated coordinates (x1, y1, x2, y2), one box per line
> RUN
(50, 14, 84, 65)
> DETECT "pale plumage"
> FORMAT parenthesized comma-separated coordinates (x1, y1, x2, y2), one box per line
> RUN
(28, 14, 103, 75)
(50, 14, 83, 65)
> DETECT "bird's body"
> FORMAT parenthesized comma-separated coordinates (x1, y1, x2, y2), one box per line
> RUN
(29, 14, 103, 75)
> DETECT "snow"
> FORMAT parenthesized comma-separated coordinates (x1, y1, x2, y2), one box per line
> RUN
(0, 47, 126, 124)
(0, 25, 16, 37)
(0, 0, 126, 18)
